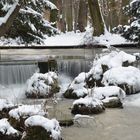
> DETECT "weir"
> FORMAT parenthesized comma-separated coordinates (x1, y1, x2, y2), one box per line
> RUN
(0, 62, 38, 85)
(0, 58, 92, 85)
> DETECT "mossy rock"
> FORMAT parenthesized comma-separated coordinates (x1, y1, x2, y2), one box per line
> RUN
(22, 126, 54, 140)
(103, 98, 123, 108)
(0, 132, 22, 140)
(50, 79, 60, 94)
(59, 119, 74, 127)
(9, 117, 26, 132)
(71, 104, 105, 115)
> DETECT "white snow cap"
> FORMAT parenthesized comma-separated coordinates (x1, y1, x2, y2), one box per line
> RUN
(0, 118, 19, 135)
(9, 105, 47, 120)
(102, 66, 140, 92)
(25, 115, 61, 140)
(91, 86, 126, 101)
(73, 97, 103, 107)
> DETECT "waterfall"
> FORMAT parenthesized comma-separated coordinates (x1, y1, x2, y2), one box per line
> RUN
(0, 62, 38, 85)
(57, 59, 92, 78)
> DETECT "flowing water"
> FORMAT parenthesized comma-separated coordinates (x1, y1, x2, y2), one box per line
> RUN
(0, 48, 140, 140)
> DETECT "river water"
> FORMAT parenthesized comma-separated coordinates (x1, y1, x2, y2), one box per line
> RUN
(0, 48, 140, 140)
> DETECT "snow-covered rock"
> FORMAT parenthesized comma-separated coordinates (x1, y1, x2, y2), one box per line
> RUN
(71, 97, 105, 115)
(64, 50, 136, 96)
(102, 66, 140, 94)
(102, 97, 123, 108)
(90, 86, 126, 108)
(25, 72, 60, 98)
(9, 105, 47, 131)
(91, 86, 126, 101)
(64, 72, 88, 99)
(88, 50, 136, 82)
(24, 115, 62, 140)
(0, 118, 21, 140)
(0, 99, 15, 119)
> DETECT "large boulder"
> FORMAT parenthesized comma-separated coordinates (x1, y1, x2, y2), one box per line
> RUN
(91, 86, 126, 108)
(102, 66, 140, 94)
(86, 50, 136, 88)
(22, 115, 62, 140)
(9, 105, 47, 132)
(0, 118, 21, 140)
(71, 97, 105, 115)
(25, 72, 60, 98)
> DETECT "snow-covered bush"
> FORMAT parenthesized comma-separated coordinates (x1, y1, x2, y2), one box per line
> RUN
(25, 72, 60, 98)
(71, 97, 105, 115)
(0, 118, 21, 140)
(113, 0, 140, 42)
(23, 115, 62, 140)
(102, 66, 140, 94)
(9, 105, 47, 131)
(0, 0, 58, 43)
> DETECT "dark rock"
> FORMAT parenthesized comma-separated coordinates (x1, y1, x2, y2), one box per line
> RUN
(0, 132, 22, 140)
(103, 98, 123, 108)
(9, 117, 26, 132)
(21, 126, 53, 140)
(59, 119, 74, 127)
(71, 104, 105, 115)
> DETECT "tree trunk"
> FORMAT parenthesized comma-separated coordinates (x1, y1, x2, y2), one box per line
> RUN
(65, 0, 73, 31)
(56, 0, 66, 32)
(88, 0, 104, 36)
(0, 2, 21, 37)
(77, 0, 88, 32)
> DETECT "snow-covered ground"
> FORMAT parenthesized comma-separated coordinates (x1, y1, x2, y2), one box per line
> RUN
(0, 30, 131, 46)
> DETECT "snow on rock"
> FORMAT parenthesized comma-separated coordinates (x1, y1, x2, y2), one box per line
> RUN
(9, 105, 47, 120)
(25, 72, 60, 98)
(88, 50, 136, 80)
(64, 72, 88, 99)
(0, 99, 15, 119)
(102, 66, 140, 94)
(25, 115, 61, 140)
(0, 118, 20, 136)
(91, 86, 126, 101)
(73, 97, 103, 107)
(0, 99, 15, 111)
(71, 97, 105, 115)
(64, 50, 136, 97)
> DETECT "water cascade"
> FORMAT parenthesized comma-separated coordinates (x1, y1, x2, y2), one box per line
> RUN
(0, 62, 38, 85)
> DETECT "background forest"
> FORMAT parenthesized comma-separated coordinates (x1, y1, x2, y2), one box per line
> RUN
(0, 0, 139, 44)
